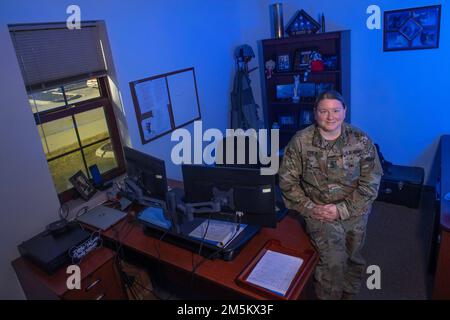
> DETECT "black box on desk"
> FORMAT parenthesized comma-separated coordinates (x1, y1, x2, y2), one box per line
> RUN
(18, 223, 90, 274)
(377, 164, 425, 208)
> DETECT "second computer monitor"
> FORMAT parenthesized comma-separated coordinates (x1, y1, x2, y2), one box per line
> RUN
(123, 146, 167, 201)
(182, 165, 277, 228)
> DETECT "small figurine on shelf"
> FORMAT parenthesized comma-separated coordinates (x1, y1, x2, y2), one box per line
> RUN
(292, 75, 300, 103)
(310, 51, 324, 72)
(265, 60, 276, 79)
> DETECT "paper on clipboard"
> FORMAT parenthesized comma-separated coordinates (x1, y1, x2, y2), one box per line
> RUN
(131, 68, 201, 145)
(135, 78, 168, 114)
(189, 219, 246, 247)
(135, 78, 172, 139)
(167, 70, 200, 127)
(246, 250, 303, 296)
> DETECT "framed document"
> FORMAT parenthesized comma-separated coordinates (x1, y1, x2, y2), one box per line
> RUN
(236, 240, 317, 299)
(276, 54, 292, 72)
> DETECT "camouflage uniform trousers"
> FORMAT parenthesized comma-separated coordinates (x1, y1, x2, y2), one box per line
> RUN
(304, 213, 369, 300)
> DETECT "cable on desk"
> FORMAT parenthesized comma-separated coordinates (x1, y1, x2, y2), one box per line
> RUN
(111, 216, 143, 300)
(189, 214, 212, 286)
(59, 203, 69, 221)
(153, 228, 172, 299)
(196, 214, 212, 263)
(191, 220, 241, 276)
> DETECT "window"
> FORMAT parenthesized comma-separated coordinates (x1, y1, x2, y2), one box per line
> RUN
(10, 22, 125, 202)
(29, 77, 124, 201)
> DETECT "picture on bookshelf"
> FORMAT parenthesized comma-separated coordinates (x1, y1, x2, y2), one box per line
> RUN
(299, 109, 314, 126)
(278, 114, 298, 129)
(322, 55, 338, 70)
(276, 84, 295, 101)
(276, 54, 292, 72)
(294, 49, 314, 71)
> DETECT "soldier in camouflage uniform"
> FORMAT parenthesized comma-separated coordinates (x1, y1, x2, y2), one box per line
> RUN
(279, 91, 382, 300)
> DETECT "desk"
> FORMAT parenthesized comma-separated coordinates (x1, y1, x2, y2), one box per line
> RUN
(103, 180, 318, 300)
(432, 135, 450, 299)
(12, 247, 127, 300)
(12, 179, 318, 300)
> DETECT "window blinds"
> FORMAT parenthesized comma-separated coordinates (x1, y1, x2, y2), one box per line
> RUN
(9, 22, 107, 91)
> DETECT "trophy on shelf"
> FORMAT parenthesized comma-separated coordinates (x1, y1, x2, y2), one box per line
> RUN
(292, 75, 300, 103)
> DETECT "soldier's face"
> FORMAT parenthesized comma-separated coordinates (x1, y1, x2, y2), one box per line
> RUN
(314, 99, 346, 133)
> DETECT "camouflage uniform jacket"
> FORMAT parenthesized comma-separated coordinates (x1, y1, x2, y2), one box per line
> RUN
(279, 123, 383, 220)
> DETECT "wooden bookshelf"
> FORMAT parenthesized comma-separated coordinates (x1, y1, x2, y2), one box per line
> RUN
(260, 31, 351, 149)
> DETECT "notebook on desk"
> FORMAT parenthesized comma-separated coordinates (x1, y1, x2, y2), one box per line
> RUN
(76, 205, 127, 231)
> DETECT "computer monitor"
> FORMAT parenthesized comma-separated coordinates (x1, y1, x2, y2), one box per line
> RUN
(182, 164, 277, 228)
(123, 146, 167, 201)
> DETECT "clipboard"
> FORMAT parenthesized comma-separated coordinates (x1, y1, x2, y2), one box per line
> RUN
(236, 239, 316, 300)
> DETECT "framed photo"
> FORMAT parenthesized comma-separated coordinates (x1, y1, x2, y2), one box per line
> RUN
(276, 54, 291, 72)
(69, 170, 96, 200)
(276, 84, 294, 101)
(294, 49, 315, 71)
(384, 5, 441, 51)
(322, 55, 338, 70)
(299, 109, 314, 126)
(286, 10, 321, 36)
(298, 83, 316, 102)
(316, 82, 334, 95)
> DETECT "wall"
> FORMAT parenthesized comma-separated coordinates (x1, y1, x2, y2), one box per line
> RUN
(0, 24, 62, 299)
(237, 0, 449, 185)
(0, 0, 243, 299)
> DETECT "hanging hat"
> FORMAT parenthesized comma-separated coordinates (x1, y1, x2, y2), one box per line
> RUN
(234, 44, 255, 60)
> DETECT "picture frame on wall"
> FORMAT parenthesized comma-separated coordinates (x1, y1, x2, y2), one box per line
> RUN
(384, 5, 441, 51)
(276, 54, 292, 72)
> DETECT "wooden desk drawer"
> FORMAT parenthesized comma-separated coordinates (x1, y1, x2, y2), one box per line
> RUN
(63, 259, 125, 300)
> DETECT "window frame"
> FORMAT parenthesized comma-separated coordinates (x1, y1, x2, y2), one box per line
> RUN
(32, 76, 125, 203)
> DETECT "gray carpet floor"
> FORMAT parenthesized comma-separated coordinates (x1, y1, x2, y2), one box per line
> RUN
(356, 189, 435, 300)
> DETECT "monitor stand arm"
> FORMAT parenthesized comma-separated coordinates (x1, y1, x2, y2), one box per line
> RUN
(177, 201, 221, 221)
(122, 177, 166, 209)
(177, 187, 239, 222)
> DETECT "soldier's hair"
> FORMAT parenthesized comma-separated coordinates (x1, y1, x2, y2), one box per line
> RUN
(314, 90, 346, 109)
